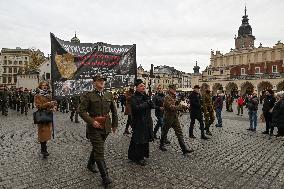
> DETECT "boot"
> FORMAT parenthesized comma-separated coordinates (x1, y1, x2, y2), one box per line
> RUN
(87, 151, 98, 173)
(70, 115, 73, 122)
(40, 142, 49, 158)
(189, 125, 196, 138)
(201, 135, 209, 140)
(178, 138, 194, 154)
(96, 160, 112, 187)
(206, 129, 212, 136)
(159, 137, 167, 151)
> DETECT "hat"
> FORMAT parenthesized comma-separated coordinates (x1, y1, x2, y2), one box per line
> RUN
(92, 74, 107, 81)
(168, 84, 176, 90)
(134, 79, 144, 87)
(193, 85, 200, 89)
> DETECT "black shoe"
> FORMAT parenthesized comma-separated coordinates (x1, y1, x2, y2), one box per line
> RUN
(96, 160, 112, 187)
(262, 131, 269, 134)
(206, 130, 212, 136)
(42, 151, 49, 158)
(247, 128, 252, 131)
(159, 144, 167, 151)
(252, 129, 256, 132)
(123, 129, 131, 135)
(87, 162, 98, 173)
(189, 134, 196, 139)
(165, 139, 171, 144)
(201, 135, 209, 140)
(178, 138, 194, 154)
(135, 160, 147, 166)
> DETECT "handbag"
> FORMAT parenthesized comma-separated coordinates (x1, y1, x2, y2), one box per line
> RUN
(33, 110, 53, 124)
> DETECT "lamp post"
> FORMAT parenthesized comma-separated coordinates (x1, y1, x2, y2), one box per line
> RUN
(149, 64, 154, 96)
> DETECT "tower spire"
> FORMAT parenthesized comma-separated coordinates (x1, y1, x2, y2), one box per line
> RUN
(244, 5, 247, 16)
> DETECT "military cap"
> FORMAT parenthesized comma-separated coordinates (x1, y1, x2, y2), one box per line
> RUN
(92, 74, 107, 81)
(134, 79, 144, 86)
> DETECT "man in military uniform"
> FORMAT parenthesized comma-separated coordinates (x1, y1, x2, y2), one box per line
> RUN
(152, 85, 165, 139)
(78, 74, 118, 187)
(70, 95, 80, 123)
(202, 86, 215, 135)
(0, 85, 9, 116)
(20, 88, 30, 115)
(159, 84, 193, 154)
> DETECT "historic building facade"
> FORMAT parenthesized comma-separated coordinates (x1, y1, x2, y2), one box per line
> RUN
(191, 7, 284, 96)
(0, 47, 32, 87)
(137, 65, 191, 92)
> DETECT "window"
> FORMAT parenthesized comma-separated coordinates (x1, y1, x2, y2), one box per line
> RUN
(13, 68, 17, 73)
(2, 77, 7, 83)
(8, 77, 12, 83)
(8, 60, 12, 65)
(4, 60, 7, 65)
(8, 68, 12, 73)
(208, 70, 212, 75)
(14, 77, 17, 83)
(272, 65, 278, 73)
(220, 69, 224, 75)
(241, 68, 246, 75)
(255, 67, 261, 74)
(3, 67, 7, 73)
(13, 61, 17, 65)
(19, 61, 22, 65)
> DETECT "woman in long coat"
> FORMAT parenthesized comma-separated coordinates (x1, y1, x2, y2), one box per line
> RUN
(34, 81, 57, 158)
(271, 91, 284, 136)
(128, 79, 154, 166)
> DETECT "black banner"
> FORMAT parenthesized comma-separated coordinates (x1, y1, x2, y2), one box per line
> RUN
(50, 33, 137, 97)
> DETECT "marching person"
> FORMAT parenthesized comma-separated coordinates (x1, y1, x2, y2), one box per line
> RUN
(188, 85, 209, 140)
(123, 87, 134, 134)
(70, 95, 80, 123)
(34, 81, 57, 158)
(202, 86, 215, 135)
(78, 74, 118, 187)
(159, 84, 193, 154)
(262, 89, 276, 135)
(0, 85, 9, 116)
(128, 79, 154, 166)
(152, 84, 165, 139)
(214, 90, 224, 127)
(20, 88, 30, 115)
(226, 94, 233, 112)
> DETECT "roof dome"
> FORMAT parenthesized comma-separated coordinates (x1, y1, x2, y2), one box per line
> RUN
(71, 32, 80, 43)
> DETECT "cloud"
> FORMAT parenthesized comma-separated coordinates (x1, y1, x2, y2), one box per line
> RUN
(0, 0, 283, 73)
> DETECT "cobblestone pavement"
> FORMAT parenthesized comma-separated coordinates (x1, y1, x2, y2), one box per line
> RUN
(1, 105, 284, 189)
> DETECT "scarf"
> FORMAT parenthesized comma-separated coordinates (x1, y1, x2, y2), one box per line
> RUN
(39, 89, 50, 97)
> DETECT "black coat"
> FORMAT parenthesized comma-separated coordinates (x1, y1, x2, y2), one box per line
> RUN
(189, 91, 202, 116)
(262, 95, 276, 113)
(271, 99, 284, 128)
(152, 92, 165, 117)
(131, 91, 154, 144)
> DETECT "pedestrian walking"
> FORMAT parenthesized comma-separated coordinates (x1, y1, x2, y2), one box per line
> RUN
(214, 90, 224, 127)
(202, 86, 215, 135)
(34, 81, 57, 158)
(128, 79, 154, 166)
(152, 84, 165, 139)
(78, 74, 118, 187)
(159, 84, 193, 155)
(188, 85, 209, 140)
(123, 87, 134, 134)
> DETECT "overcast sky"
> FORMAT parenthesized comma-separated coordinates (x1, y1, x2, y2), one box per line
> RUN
(0, 0, 283, 73)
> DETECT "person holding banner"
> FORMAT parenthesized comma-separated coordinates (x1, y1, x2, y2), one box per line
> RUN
(78, 74, 118, 187)
(34, 81, 57, 158)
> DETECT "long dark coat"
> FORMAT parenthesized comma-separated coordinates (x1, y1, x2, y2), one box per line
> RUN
(271, 99, 284, 129)
(130, 91, 153, 144)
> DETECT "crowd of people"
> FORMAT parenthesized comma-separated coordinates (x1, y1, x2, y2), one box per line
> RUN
(2, 77, 284, 188)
